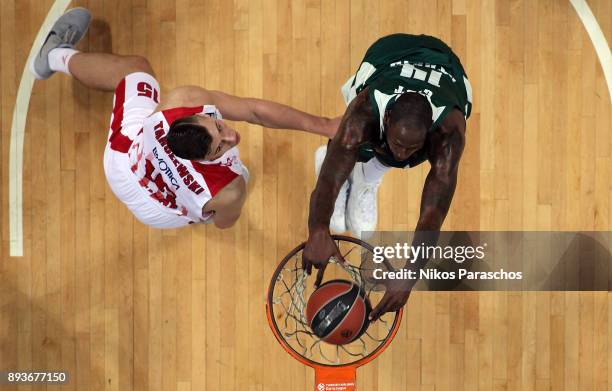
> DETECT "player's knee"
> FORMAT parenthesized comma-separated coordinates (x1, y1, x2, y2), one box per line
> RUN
(127, 55, 154, 76)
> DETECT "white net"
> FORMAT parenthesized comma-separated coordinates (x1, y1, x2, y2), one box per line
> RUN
(269, 237, 401, 366)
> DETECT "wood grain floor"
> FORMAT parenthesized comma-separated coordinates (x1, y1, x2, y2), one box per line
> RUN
(1, 0, 611, 390)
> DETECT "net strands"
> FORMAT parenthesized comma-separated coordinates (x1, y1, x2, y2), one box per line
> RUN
(271, 239, 396, 366)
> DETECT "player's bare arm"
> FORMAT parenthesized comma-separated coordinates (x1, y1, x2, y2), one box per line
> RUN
(416, 110, 465, 231)
(159, 86, 340, 138)
(302, 91, 375, 285)
(369, 109, 466, 321)
(202, 176, 247, 229)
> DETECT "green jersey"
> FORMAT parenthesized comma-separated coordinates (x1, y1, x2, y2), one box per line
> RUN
(341, 34, 472, 168)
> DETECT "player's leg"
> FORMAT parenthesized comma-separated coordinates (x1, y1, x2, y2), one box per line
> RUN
(67, 53, 154, 91)
(30, 7, 154, 91)
(360, 157, 391, 183)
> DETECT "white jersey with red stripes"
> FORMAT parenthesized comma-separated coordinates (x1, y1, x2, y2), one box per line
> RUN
(103, 72, 247, 228)
(127, 105, 245, 225)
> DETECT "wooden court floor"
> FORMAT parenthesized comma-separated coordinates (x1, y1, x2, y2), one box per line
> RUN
(1, 0, 611, 390)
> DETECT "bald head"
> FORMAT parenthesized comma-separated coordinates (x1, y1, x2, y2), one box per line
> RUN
(384, 92, 433, 161)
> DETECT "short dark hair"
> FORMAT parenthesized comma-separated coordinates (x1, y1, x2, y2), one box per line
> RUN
(167, 116, 212, 160)
(387, 92, 433, 132)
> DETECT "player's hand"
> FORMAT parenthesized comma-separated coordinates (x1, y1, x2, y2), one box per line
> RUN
(369, 279, 413, 322)
(302, 228, 347, 287)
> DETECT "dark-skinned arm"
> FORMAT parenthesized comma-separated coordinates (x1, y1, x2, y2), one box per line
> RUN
(410, 124, 465, 267)
(369, 123, 465, 320)
(302, 95, 370, 285)
(307, 126, 360, 231)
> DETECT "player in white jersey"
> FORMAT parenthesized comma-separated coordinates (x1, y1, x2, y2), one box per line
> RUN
(30, 8, 338, 229)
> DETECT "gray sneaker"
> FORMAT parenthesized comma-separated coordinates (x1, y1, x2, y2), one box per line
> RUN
(29, 7, 92, 80)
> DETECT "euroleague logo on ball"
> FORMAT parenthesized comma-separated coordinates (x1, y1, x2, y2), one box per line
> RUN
(317, 383, 325, 391)
(306, 280, 371, 345)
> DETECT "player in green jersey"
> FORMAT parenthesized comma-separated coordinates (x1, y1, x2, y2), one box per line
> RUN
(303, 34, 473, 320)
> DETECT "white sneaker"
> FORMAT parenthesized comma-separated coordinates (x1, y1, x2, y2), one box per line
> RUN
(346, 162, 380, 238)
(314, 145, 349, 233)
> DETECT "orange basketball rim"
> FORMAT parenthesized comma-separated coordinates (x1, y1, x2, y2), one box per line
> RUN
(266, 235, 404, 391)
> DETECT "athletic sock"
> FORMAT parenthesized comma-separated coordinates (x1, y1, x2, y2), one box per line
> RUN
(361, 158, 391, 184)
(48, 48, 79, 75)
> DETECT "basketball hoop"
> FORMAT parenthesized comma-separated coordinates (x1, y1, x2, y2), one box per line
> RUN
(266, 235, 403, 391)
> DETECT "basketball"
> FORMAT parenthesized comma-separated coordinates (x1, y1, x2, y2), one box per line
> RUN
(305, 279, 372, 345)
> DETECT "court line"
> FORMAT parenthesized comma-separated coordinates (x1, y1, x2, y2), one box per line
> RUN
(9, 0, 71, 257)
(570, 0, 612, 102)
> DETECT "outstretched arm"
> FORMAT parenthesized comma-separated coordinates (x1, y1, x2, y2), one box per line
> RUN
(416, 126, 465, 231)
(307, 119, 361, 232)
(161, 86, 340, 138)
(302, 94, 370, 285)
(369, 123, 465, 320)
